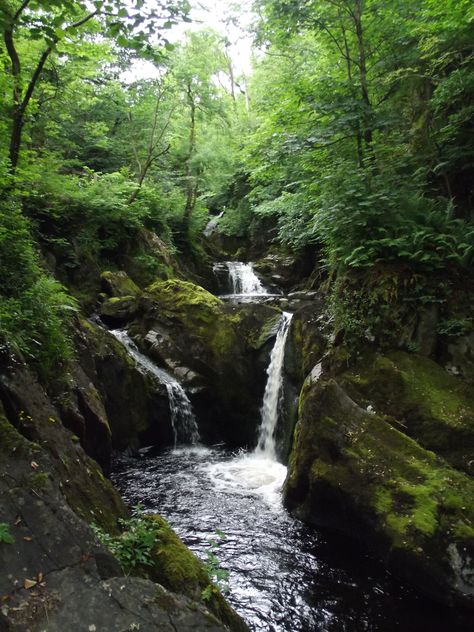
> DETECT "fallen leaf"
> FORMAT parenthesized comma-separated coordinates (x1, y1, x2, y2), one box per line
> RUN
(37, 572, 43, 583)
(23, 536, 33, 542)
(30, 462, 39, 470)
(14, 516, 22, 526)
(24, 579, 37, 590)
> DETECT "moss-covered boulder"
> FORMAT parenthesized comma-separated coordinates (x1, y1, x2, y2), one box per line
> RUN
(146, 515, 248, 632)
(285, 375, 474, 607)
(101, 270, 141, 297)
(340, 351, 474, 473)
(100, 295, 140, 326)
(132, 279, 281, 446)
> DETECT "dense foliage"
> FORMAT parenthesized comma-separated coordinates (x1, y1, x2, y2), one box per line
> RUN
(232, 0, 474, 345)
(1, 0, 473, 369)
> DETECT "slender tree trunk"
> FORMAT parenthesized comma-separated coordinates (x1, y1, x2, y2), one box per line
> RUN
(353, 0, 377, 172)
(183, 83, 197, 228)
(340, 18, 364, 168)
(2, 4, 97, 173)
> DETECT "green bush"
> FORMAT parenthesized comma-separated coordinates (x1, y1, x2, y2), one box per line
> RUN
(0, 199, 76, 379)
(314, 165, 474, 272)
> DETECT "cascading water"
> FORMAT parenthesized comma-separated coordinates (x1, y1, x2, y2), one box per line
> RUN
(110, 329, 200, 446)
(110, 318, 463, 632)
(226, 261, 268, 295)
(213, 261, 269, 299)
(256, 311, 293, 460)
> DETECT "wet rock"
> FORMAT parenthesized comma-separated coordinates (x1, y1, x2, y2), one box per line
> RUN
(100, 295, 140, 326)
(254, 249, 316, 292)
(0, 361, 126, 532)
(441, 331, 474, 384)
(75, 317, 173, 450)
(133, 279, 280, 447)
(285, 364, 474, 608)
(0, 408, 246, 632)
(340, 351, 474, 473)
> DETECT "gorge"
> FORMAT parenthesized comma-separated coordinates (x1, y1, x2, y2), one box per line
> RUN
(1, 1, 474, 630)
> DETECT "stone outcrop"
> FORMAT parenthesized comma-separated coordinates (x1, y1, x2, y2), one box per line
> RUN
(128, 279, 282, 446)
(0, 405, 248, 631)
(285, 352, 474, 608)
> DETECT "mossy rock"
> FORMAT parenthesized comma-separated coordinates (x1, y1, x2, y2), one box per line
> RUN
(100, 270, 141, 297)
(146, 515, 249, 632)
(75, 317, 173, 450)
(341, 351, 474, 473)
(286, 306, 327, 387)
(222, 302, 282, 350)
(285, 377, 474, 607)
(144, 279, 240, 361)
(100, 295, 140, 325)
(138, 279, 271, 446)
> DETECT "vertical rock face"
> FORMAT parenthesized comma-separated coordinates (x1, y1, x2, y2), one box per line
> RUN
(284, 354, 474, 608)
(73, 317, 174, 451)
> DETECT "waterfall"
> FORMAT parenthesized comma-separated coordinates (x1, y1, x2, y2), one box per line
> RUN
(225, 261, 268, 296)
(226, 261, 268, 295)
(256, 312, 293, 460)
(110, 329, 200, 446)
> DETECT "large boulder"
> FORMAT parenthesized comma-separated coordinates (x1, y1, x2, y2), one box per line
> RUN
(132, 279, 282, 446)
(340, 351, 474, 474)
(285, 361, 474, 608)
(100, 270, 141, 298)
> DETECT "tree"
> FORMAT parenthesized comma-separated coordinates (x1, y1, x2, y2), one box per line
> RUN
(0, 0, 190, 172)
(169, 30, 231, 230)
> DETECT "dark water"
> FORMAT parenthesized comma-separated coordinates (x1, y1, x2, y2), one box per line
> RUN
(112, 446, 469, 632)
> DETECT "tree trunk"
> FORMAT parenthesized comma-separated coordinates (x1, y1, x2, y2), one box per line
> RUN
(183, 84, 197, 229)
(353, 0, 377, 171)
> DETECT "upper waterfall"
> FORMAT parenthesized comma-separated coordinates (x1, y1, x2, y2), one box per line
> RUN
(226, 261, 268, 295)
(255, 311, 293, 460)
(110, 329, 200, 447)
(213, 261, 269, 298)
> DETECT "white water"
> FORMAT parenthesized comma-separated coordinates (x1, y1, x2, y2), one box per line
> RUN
(110, 329, 200, 446)
(256, 311, 293, 460)
(225, 261, 268, 296)
(203, 311, 293, 511)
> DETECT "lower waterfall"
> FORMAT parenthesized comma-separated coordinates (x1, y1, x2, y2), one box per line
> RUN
(110, 329, 200, 446)
(256, 311, 293, 459)
(111, 319, 458, 632)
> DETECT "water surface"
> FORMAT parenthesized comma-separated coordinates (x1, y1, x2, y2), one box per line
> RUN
(112, 446, 467, 632)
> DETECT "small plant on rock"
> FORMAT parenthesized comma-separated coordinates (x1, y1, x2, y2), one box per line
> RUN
(201, 529, 230, 601)
(0, 522, 14, 544)
(92, 506, 160, 573)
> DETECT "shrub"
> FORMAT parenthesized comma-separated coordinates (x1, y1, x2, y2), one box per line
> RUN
(0, 198, 76, 379)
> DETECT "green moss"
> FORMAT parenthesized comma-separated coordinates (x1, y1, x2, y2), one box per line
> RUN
(341, 351, 474, 471)
(28, 472, 50, 491)
(0, 410, 32, 456)
(147, 279, 222, 313)
(145, 515, 247, 632)
(101, 270, 141, 297)
(294, 379, 474, 558)
(145, 279, 240, 359)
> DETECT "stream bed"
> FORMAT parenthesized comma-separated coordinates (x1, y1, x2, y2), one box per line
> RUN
(112, 445, 465, 632)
